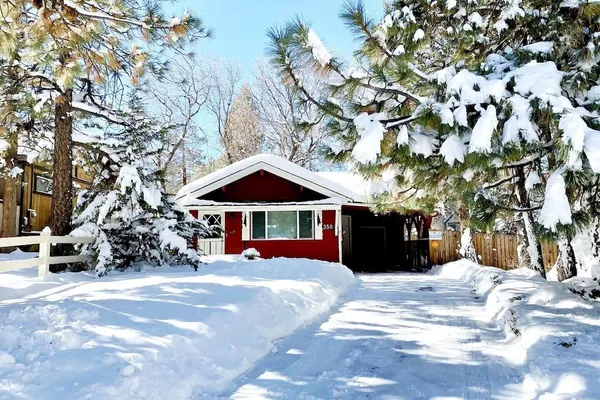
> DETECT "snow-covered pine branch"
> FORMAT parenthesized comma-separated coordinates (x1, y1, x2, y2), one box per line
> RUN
(71, 95, 209, 276)
(269, 0, 600, 279)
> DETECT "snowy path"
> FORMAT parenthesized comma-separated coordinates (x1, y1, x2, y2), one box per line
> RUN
(223, 273, 521, 400)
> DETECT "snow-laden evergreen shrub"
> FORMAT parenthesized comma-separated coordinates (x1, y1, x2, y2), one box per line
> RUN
(71, 99, 209, 276)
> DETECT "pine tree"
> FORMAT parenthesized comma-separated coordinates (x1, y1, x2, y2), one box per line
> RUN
(71, 96, 209, 277)
(222, 85, 263, 163)
(0, 3, 55, 241)
(1, 0, 211, 237)
(269, 0, 600, 278)
(0, 56, 26, 244)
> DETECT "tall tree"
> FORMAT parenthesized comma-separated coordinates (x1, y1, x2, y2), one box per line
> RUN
(269, 0, 600, 278)
(254, 60, 329, 168)
(0, 3, 54, 241)
(204, 60, 243, 161)
(144, 54, 211, 192)
(0, 54, 24, 243)
(221, 84, 263, 164)
(3, 0, 210, 236)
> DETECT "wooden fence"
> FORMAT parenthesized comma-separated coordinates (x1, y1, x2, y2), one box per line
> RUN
(0, 228, 95, 277)
(429, 231, 559, 270)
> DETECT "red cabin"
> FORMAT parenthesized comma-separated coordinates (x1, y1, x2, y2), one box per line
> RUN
(176, 154, 429, 272)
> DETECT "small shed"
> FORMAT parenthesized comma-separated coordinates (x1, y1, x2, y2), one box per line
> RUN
(176, 154, 430, 272)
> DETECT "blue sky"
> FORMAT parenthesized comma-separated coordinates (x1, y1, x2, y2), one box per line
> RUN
(173, 0, 381, 74)
(166, 0, 381, 160)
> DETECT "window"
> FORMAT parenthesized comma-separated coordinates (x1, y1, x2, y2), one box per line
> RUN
(200, 214, 223, 239)
(34, 176, 53, 195)
(299, 211, 313, 239)
(251, 211, 314, 240)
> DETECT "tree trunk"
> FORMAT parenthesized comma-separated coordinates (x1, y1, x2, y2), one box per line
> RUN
(520, 211, 546, 278)
(593, 217, 600, 260)
(458, 200, 478, 263)
(1, 121, 20, 251)
(555, 237, 577, 281)
(50, 88, 74, 237)
(515, 167, 546, 278)
(0, 76, 20, 252)
(181, 144, 188, 186)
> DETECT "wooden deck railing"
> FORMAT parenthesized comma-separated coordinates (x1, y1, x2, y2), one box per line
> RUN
(0, 228, 95, 277)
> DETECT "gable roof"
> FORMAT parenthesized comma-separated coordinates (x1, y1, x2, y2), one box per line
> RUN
(176, 154, 365, 203)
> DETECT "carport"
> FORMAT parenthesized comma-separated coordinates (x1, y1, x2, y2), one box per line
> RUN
(341, 205, 430, 272)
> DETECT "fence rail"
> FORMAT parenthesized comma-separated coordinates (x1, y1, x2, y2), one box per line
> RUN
(429, 231, 559, 270)
(0, 228, 95, 277)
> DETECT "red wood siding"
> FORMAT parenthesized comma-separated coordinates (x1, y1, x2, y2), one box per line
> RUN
(224, 211, 339, 262)
(200, 170, 327, 202)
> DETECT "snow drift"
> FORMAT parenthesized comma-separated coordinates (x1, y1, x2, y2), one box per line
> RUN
(0, 257, 356, 399)
(432, 260, 600, 399)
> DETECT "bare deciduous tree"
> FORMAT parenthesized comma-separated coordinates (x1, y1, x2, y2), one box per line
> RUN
(203, 60, 263, 165)
(204, 60, 242, 157)
(253, 60, 329, 169)
(144, 54, 211, 192)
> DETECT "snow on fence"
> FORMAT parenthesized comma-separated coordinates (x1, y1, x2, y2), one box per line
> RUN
(0, 228, 95, 277)
(429, 231, 559, 270)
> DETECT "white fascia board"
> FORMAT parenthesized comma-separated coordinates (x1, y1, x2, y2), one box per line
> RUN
(185, 204, 342, 213)
(182, 161, 358, 202)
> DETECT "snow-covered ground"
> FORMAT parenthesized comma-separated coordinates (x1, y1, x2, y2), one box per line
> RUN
(226, 262, 600, 399)
(0, 256, 356, 399)
(3, 256, 600, 399)
(435, 260, 600, 399)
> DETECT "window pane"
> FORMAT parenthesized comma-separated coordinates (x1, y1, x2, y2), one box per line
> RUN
(299, 211, 313, 239)
(35, 176, 53, 194)
(252, 212, 266, 239)
(267, 211, 297, 239)
(202, 214, 223, 239)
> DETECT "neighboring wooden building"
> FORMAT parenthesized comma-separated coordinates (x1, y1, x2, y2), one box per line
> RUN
(176, 154, 430, 272)
(0, 156, 92, 235)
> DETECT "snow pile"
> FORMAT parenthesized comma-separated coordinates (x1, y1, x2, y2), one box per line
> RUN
(409, 131, 437, 157)
(521, 41, 554, 54)
(0, 257, 356, 399)
(241, 248, 260, 260)
(469, 105, 498, 153)
(307, 29, 331, 67)
(439, 134, 466, 165)
(432, 260, 600, 398)
(352, 112, 386, 164)
(538, 171, 572, 231)
(584, 128, 600, 173)
(571, 229, 600, 279)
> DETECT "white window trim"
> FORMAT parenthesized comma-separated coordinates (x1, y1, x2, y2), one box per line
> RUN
(251, 210, 315, 241)
(197, 212, 225, 241)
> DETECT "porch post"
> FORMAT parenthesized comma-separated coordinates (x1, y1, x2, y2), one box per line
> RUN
(336, 207, 343, 264)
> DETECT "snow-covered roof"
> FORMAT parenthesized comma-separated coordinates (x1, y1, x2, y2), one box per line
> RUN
(180, 198, 346, 208)
(176, 154, 366, 204)
(316, 171, 397, 200)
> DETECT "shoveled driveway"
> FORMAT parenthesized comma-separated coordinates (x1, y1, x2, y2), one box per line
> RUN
(222, 273, 522, 400)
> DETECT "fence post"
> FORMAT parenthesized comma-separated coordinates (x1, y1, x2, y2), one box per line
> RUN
(38, 227, 51, 277)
